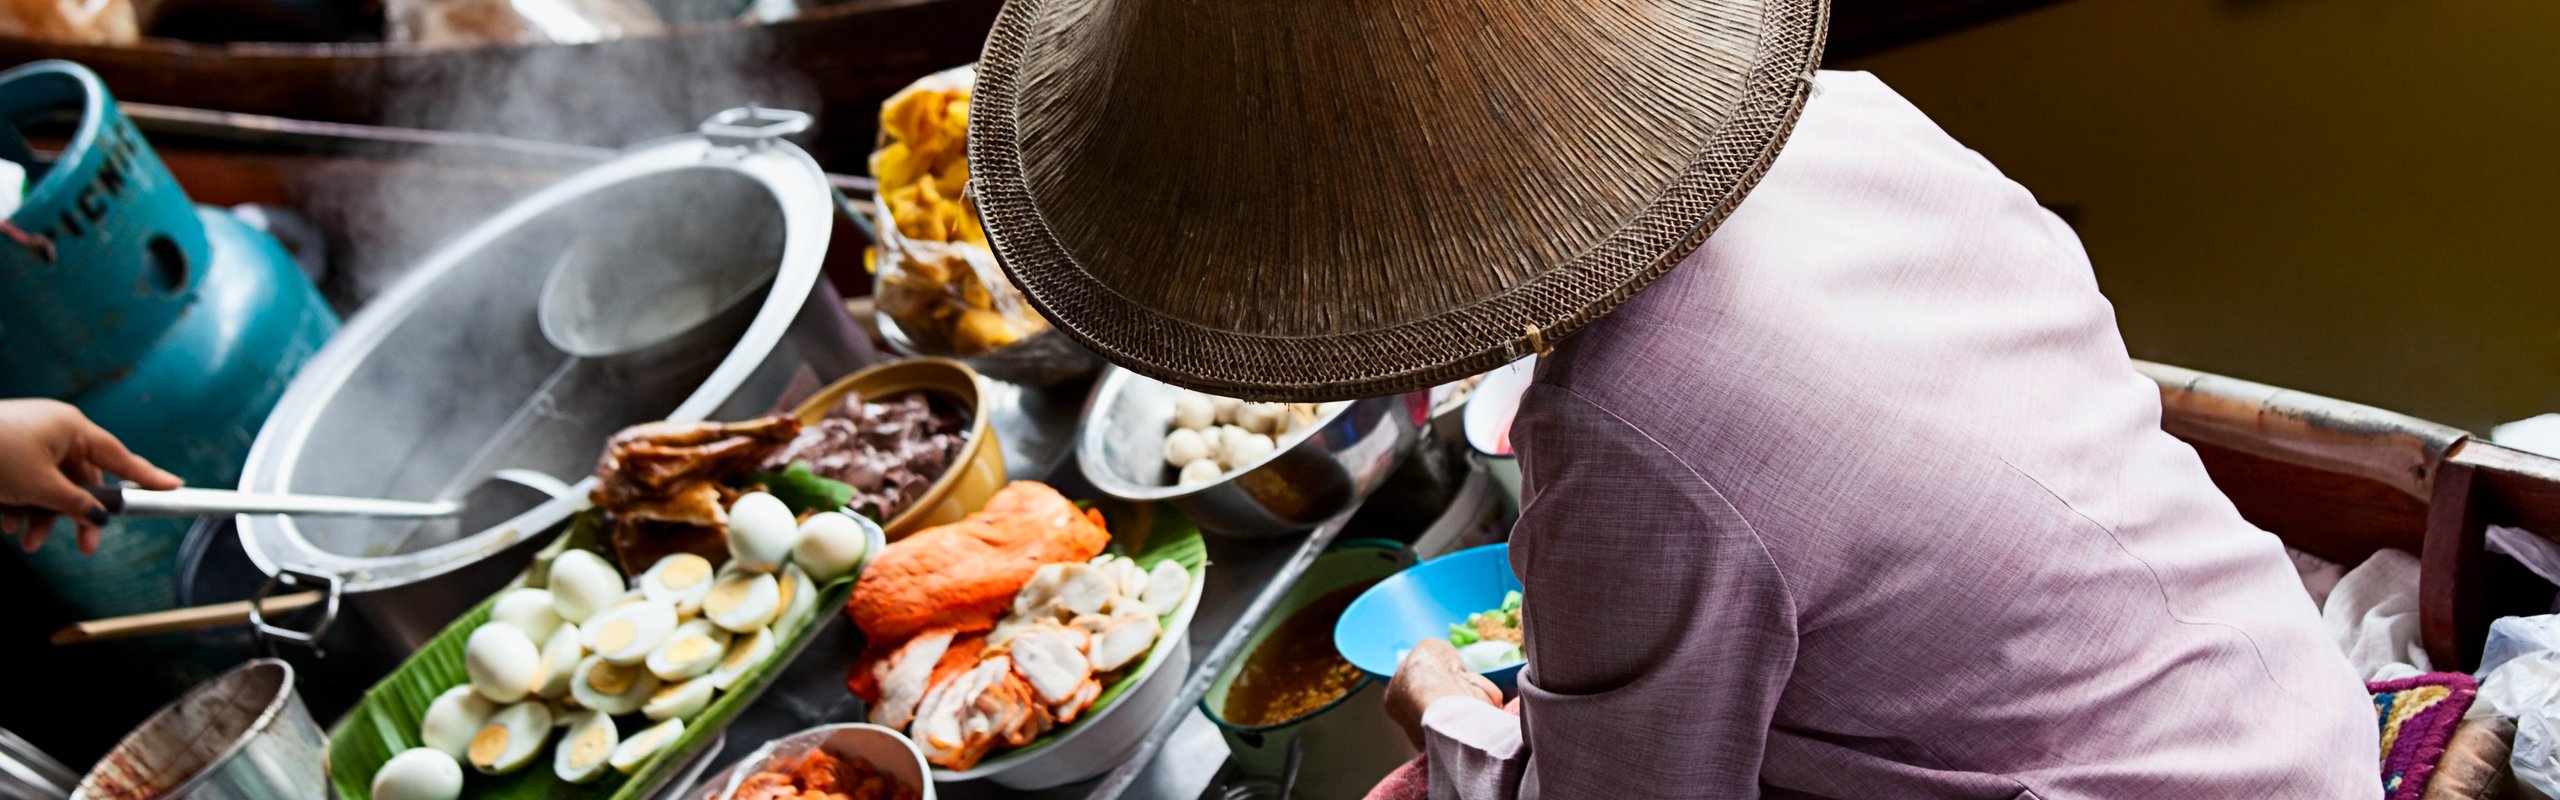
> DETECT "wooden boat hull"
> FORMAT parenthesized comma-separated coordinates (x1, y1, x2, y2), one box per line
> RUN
(2139, 361, 2560, 671)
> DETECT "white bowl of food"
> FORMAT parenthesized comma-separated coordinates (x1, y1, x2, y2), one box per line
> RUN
(703, 723, 932, 800)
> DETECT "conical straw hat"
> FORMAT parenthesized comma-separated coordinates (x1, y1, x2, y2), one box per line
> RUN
(970, 0, 1828, 400)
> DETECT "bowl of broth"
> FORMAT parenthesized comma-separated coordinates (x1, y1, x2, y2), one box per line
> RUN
(1202, 541, 1418, 796)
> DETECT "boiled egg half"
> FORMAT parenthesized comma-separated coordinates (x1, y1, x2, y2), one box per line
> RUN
(569, 654, 660, 715)
(464, 700, 553, 776)
(553, 710, 619, 784)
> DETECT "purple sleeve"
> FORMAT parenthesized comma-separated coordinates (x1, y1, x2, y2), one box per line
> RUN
(1422, 385, 1799, 798)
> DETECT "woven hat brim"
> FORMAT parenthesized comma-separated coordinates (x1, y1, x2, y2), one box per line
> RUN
(971, 0, 1830, 402)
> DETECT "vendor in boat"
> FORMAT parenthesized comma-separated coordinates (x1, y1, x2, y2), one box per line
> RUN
(0, 398, 181, 555)
(962, 0, 2377, 796)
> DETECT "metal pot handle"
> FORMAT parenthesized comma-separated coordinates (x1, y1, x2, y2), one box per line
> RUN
(700, 105, 811, 152)
(249, 566, 341, 657)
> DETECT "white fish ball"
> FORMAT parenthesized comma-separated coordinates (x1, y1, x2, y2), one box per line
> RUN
(1215, 426, 1255, 461)
(1162, 427, 1210, 468)
(1178, 460, 1224, 485)
(1235, 402, 1287, 435)
(1171, 393, 1216, 431)
(1209, 395, 1243, 425)
(1223, 433, 1277, 469)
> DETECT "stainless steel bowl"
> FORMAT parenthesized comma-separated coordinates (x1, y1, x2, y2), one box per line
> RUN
(1077, 367, 1422, 537)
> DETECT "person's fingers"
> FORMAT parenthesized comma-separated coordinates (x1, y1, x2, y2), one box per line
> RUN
(78, 425, 181, 490)
(0, 511, 18, 536)
(1470, 674, 1504, 705)
(1410, 636, 1460, 665)
(65, 461, 105, 554)
(30, 468, 100, 517)
(19, 513, 52, 552)
(68, 459, 100, 490)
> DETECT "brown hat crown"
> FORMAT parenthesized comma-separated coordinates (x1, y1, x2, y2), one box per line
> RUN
(972, 0, 1828, 400)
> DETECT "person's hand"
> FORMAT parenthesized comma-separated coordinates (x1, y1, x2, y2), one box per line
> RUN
(1384, 637, 1504, 749)
(0, 399, 181, 555)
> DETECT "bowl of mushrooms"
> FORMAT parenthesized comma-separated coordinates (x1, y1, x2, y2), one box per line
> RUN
(1075, 367, 1425, 538)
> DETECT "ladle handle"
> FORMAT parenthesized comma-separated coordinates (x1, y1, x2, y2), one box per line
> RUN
(1, 484, 463, 519)
(50, 592, 323, 645)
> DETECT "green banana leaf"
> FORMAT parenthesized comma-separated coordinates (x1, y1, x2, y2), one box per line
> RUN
(327, 510, 864, 800)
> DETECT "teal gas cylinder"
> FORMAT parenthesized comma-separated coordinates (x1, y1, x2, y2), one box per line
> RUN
(0, 61, 336, 620)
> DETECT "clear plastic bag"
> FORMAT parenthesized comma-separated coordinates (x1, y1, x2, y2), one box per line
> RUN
(2472, 616, 2560, 798)
(867, 65, 1052, 358)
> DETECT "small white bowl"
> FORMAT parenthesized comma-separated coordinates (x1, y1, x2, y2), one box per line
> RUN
(707, 723, 932, 800)
(1462, 356, 1537, 507)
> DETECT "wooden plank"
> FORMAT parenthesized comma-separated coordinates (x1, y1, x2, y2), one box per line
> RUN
(2460, 440, 2560, 536)
(2139, 361, 2463, 501)
(2423, 457, 2488, 670)
(2185, 440, 2428, 566)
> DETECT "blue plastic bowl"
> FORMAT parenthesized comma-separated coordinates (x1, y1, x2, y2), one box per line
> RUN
(1333, 543, 1525, 692)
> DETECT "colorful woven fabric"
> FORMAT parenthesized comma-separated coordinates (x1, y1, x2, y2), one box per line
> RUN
(2371, 672, 2479, 800)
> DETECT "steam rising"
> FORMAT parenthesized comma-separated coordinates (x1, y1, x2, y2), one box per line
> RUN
(324, 24, 820, 302)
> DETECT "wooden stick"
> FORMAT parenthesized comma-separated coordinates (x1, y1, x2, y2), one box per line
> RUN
(51, 592, 323, 646)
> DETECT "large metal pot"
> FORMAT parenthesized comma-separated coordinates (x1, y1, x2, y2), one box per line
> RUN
(1077, 367, 1423, 537)
(235, 107, 866, 654)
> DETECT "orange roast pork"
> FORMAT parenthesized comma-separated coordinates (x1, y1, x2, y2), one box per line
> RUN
(847, 481, 1110, 643)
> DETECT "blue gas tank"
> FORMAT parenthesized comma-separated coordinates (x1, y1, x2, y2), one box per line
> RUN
(0, 60, 336, 620)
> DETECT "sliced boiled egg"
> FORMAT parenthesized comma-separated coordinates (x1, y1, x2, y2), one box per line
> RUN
(548, 549, 625, 624)
(707, 625, 775, 690)
(418, 685, 496, 759)
(370, 747, 463, 800)
(724, 491, 797, 573)
(608, 717, 684, 775)
(529, 623, 584, 699)
(790, 511, 870, 582)
(702, 569, 781, 633)
(464, 622, 541, 704)
(553, 710, 619, 784)
(645, 619, 731, 682)
(569, 654, 660, 715)
(464, 700, 552, 776)
(639, 553, 716, 615)
(584, 599, 677, 665)
(641, 675, 715, 722)
(772, 564, 818, 640)
(490, 588, 563, 642)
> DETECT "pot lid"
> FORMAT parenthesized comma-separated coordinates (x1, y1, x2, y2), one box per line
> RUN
(236, 108, 836, 594)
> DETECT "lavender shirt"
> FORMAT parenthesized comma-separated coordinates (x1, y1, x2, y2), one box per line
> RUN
(1421, 71, 2379, 799)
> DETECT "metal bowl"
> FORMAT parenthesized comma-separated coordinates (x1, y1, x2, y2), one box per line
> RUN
(788, 358, 1008, 539)
(1077, 367, 1422, 537)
